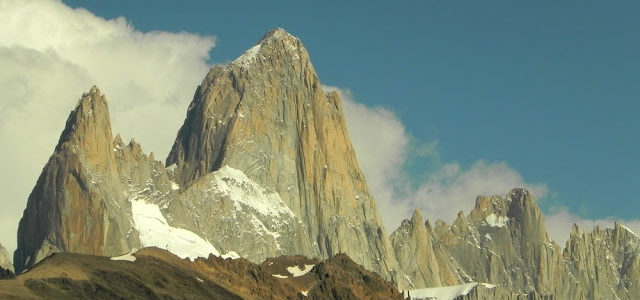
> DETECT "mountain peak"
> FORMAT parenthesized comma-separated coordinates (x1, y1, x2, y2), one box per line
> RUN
(55, 86, 114, 169)
(411, 208, 424, 225)
(260, 27, 298, 43)
(230, 28, 305, 69)
(167, 27, 406, 287)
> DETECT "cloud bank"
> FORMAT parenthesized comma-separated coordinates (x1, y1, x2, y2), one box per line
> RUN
(328, 85, 640, 245)
(0, 0, 215, 253)
(328, 85, 547, 229)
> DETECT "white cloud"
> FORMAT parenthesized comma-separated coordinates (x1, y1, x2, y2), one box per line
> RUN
(332, 84, 640, 248)
(323, 85, 412, 231)
(407, 161, 549, 225)
(0, 0, 215, 254)
(326, 85, 548, 231)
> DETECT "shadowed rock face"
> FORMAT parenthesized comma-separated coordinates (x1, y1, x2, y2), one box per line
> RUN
(166, 28, 406, 287)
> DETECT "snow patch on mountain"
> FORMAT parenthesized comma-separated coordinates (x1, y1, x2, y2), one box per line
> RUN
(485, 213, 509, 227)
(110, 251, 137, 262)
(209, 165, 296, 219)
(287, 264, 315, 277)
(131, 199, 221, 259)
(404, 282, 496, 300)
(232, 44, 262, 68)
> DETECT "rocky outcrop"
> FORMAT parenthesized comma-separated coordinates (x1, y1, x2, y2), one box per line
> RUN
(166, 28, 405, 286)
(306, 253, 404, 300)
(14, 87, 141, 273)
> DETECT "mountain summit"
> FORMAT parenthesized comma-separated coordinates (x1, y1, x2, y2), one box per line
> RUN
(14, 87, 138, 273)
(166, 28, 406, 285)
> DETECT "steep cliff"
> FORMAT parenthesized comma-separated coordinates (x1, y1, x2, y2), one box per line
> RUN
(166, 28, 405, 286)
(14, 87, 140, 273)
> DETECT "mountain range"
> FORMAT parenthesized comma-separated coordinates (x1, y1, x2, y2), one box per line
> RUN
(2, 28, 639, 300)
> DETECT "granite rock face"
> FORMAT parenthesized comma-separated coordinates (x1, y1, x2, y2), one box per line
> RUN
(390, 209, 461, 288)
(166, 28, 405, 286)
(14, 87, 141, 273)
(396, 188, 640, 299)
(437, 189, 570, 295)
(159, 165, 315, 263)
(563, 223, 640, 299)
(13, 87, 181, 273)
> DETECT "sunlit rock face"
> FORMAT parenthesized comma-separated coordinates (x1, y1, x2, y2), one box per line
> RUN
(166, 28, 406, 287)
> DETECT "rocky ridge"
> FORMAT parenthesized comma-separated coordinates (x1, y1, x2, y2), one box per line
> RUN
(0, 247, 403, 299)
(563, 222, 640, 299)
(394, 188, 640, 299)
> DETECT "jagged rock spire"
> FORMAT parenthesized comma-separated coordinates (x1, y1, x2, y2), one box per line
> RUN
(391, 208, 461, 288)
(14, 87, 137, 273)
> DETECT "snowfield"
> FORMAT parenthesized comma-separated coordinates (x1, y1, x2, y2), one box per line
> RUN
(131, 199, 221, 259)
(485, 213, 509, 227)
(210, 165, 296, 218)
(404, 282, 496, 300)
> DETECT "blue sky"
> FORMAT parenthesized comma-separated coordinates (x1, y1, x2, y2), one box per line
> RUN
(62, 1, 639, 221)
(0, 0, 638, 251)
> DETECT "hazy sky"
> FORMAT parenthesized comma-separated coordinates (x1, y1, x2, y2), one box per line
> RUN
(1, 0, 638, 253)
